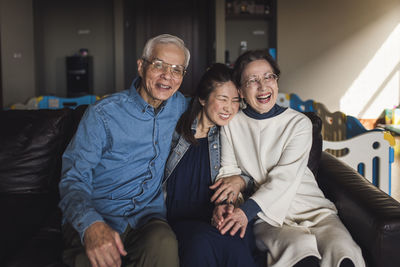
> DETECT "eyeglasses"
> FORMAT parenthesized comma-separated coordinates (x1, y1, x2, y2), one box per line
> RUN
(142, 58, 186, 79)
(242, 73, 279, 89)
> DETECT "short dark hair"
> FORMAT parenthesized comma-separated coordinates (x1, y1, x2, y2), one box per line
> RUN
(176, 63, 234, 144)
(232, 50, 280, 88)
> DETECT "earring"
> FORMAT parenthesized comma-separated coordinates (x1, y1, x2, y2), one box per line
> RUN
(240, 98, 247, 109)
(198, 98, 205, 106)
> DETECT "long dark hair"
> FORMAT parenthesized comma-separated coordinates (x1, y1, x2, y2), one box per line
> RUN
(175, 63, 233, 144)
(232, 50, 280, 88)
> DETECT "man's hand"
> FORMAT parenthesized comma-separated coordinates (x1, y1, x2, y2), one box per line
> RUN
(84, 222, 127, 267)
(209, 175, 245, 204)
(217, 207, 248, 239)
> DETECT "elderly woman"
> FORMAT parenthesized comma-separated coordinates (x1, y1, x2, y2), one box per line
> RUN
(213, 50, 365, 267)
(163, 63, 257, 267)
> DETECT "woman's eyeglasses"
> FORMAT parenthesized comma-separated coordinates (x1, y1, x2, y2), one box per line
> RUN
(242, 73, 278, 89)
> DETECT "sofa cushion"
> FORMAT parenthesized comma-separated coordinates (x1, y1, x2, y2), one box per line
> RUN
(0, 108, 73, 194)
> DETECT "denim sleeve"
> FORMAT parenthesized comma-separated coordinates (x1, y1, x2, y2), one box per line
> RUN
(58, 106, 107, 243)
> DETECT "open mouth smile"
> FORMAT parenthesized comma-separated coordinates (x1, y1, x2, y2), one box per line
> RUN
(219, 113, 231, 120)
(157, 83, 172, 90)
(256, 93, 271, 103)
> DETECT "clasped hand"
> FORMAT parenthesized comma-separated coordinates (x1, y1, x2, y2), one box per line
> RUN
(209, 175, 248, 238)
(209, 175, 245, 204)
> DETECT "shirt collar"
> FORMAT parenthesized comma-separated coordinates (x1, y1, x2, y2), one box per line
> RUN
(129, 77, 167, 113)
(243, 103, 287, 120)
(191, 117, 219, 136)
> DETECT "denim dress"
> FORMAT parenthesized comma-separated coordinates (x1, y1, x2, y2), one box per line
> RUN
(163, 119, 257, 267)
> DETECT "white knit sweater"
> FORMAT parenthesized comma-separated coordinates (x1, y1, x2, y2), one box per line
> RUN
(217, 108, 365, 267)
(218, 108, 337, 226)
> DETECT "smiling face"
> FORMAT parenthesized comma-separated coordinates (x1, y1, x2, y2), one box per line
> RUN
(239, 59, 279, 114)
(199, 81, 240, 127)
(137, 43, 186, 108)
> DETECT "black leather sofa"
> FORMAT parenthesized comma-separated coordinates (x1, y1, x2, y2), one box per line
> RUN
(0, 106, 399, 267)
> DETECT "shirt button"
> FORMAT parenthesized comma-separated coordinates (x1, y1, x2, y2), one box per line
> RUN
(155, 141, 158, 145)
(151, 162, 155, 166)
(142, 109, 146, 113)
(214, 165, 218, 170)
(213, 144, 217, 149)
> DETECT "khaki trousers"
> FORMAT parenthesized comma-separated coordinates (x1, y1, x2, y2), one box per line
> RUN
(62, 219, 179, 267)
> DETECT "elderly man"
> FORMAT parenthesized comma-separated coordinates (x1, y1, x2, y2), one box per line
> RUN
(59, 34, 190, 267)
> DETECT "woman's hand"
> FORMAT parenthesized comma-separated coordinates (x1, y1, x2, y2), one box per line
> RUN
(211, 203, 234, 228)
(217, 207, 248, 238)
(209, 175, 245, 204)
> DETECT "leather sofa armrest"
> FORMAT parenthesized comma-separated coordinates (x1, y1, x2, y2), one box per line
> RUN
(317, 151, 400, 267)
(4, 208, 65, 267)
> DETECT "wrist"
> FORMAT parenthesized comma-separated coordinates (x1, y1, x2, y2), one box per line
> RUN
(236, 175, 246, 191)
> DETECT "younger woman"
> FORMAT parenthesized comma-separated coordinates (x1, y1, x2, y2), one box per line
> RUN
(164, 63, 257, 267)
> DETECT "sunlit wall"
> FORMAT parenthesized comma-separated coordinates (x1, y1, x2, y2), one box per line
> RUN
(340, 24, 400, 118)
(278, 0, 400, 119)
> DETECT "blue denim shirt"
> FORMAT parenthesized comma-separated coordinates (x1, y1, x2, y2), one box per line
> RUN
(59, 78, 188, 241)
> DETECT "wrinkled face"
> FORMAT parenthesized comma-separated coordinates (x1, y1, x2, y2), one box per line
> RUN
(239, 59, 279, 114)
(199, 81, 240, 127)
(137, 43, 186, 108)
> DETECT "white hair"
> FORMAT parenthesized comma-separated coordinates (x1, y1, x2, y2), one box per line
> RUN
(141, 34, 190, 68)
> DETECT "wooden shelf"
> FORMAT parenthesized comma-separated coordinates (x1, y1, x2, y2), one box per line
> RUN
(226, 13, 271, 20)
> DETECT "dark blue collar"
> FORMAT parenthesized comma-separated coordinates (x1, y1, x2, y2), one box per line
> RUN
(243, 104, 287, 120)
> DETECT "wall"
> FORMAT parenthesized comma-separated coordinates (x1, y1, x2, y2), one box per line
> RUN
(34, 0, 115, 97)
(113, 0, 124, 92)
(278, 0, 400, 119)
(2, 0, 399, 113)
(0, 0, 36, 107)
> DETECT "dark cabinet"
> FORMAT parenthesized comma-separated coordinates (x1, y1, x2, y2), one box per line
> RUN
(66, 56, 92, 97)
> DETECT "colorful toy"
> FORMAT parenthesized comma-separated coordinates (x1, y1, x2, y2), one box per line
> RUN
(323, 131, 395, 195)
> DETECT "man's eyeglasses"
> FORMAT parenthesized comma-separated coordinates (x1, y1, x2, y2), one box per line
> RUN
(142, 58, 186, 79)
(242, 73, 279, 89)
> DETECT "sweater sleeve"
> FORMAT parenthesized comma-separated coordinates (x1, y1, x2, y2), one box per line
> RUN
(240, 199, 261, 221)
(217, 125, 242, 178)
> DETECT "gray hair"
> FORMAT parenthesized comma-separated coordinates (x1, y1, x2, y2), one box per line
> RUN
(142, 34, 191, 68)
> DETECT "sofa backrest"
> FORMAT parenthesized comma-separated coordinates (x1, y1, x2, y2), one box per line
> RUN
(0, 106, 322, 194)
(303, 112, 323, 177)
(0, 109, 76, 194)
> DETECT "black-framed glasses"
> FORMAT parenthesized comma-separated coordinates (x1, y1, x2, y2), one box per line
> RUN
(242, 73, 279, 89)
(142, 58, 186, 79)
